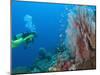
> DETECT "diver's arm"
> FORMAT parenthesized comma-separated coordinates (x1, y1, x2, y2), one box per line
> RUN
(24, 34, 34, 41)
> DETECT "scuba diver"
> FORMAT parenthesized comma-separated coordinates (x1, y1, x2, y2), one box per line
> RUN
(12, 32, 37, 48)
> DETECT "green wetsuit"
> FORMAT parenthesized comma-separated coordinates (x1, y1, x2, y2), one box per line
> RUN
(12, 33, 35, 48)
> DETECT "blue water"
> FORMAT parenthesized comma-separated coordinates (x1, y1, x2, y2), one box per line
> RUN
(12, 0, 96, 70)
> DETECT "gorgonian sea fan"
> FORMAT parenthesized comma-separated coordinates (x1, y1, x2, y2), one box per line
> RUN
(65, 6, 96, 64)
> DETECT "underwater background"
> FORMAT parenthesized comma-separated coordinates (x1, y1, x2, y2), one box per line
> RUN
(12, 0, 96, 74)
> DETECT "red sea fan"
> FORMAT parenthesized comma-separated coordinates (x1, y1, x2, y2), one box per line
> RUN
(66, 6, 96, 68)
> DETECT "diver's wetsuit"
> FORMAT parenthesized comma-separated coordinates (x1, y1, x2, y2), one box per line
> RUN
(13, 32, 36, 40)
(12, 32, 36, 48)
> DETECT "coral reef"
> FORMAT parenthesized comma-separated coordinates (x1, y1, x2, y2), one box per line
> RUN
(38, 48, 51, 62)
(48, 6, 96, 72)
(65, 6, 96, 69)
(30, 48, 53, 72)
